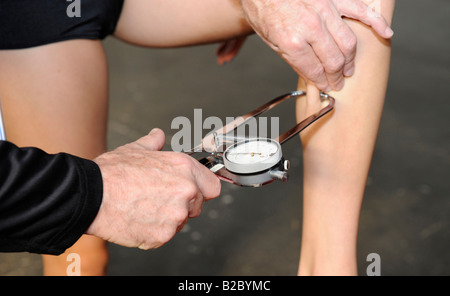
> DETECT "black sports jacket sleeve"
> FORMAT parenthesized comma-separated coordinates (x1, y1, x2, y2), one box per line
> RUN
(0, 140, 103, 255)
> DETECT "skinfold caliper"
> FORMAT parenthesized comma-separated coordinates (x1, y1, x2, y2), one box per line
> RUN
(186, 91, 335, 187)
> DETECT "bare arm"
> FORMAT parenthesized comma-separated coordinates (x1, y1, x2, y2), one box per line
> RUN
(296, 0, 395, 275)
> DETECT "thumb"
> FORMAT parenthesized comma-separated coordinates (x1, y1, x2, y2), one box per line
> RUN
(134, 128, 166, 151)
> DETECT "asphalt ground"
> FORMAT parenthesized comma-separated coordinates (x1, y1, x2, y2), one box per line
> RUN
(0, 0, 449, 276)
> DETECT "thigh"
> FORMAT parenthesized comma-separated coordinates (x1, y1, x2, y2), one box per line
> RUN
(114, 0, 251, 47)
(0, 39, 108, 158)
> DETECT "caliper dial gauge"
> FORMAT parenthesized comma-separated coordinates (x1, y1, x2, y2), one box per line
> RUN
(224, 138, 282, 174)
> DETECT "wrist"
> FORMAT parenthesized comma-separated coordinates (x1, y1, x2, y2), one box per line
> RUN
(86, 156, 110, 238)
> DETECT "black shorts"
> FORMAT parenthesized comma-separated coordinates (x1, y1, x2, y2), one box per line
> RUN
(0, 0, 124, 49)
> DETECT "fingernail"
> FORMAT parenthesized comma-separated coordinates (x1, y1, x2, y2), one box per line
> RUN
(344, 65, 355, 77)
(335, 80, 345, 91)
(149, 128, 158, 135)
(385, 27, 394, 38)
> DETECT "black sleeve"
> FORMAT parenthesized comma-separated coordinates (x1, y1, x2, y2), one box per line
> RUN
(0, 141, 103, 255)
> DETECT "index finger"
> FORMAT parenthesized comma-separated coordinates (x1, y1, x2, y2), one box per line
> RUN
(190, 157, 222, 200)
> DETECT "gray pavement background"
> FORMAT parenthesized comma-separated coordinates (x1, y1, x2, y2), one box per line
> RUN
(0, 0, 449, 276)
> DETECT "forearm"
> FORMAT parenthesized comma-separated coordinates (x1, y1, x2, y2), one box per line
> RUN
(296, 1, 395, 275)
(0, 141, 103, 255)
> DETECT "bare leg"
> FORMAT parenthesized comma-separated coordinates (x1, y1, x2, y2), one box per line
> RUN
(296, 1, 395, 275)
(114, 0, 251, 47)
(0, 40, 109, 276)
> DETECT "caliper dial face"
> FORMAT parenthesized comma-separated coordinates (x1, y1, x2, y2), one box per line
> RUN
(224, 138, 282, 174)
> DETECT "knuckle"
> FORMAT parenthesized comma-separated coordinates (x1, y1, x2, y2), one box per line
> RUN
(325, 55, 346, 73)
(341, 32, 357, 57)
(347, 0, 369, 17)
(357, 2, 371, 20)
(174, 152, 194, 168)
(156, 227, 176, 245)
(304, 10, 322, 31)
(180, 180, 198, 198)
(308, 65, 325, 81)
(279, 35, 305, 54)
(173, 207, 189, 224)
